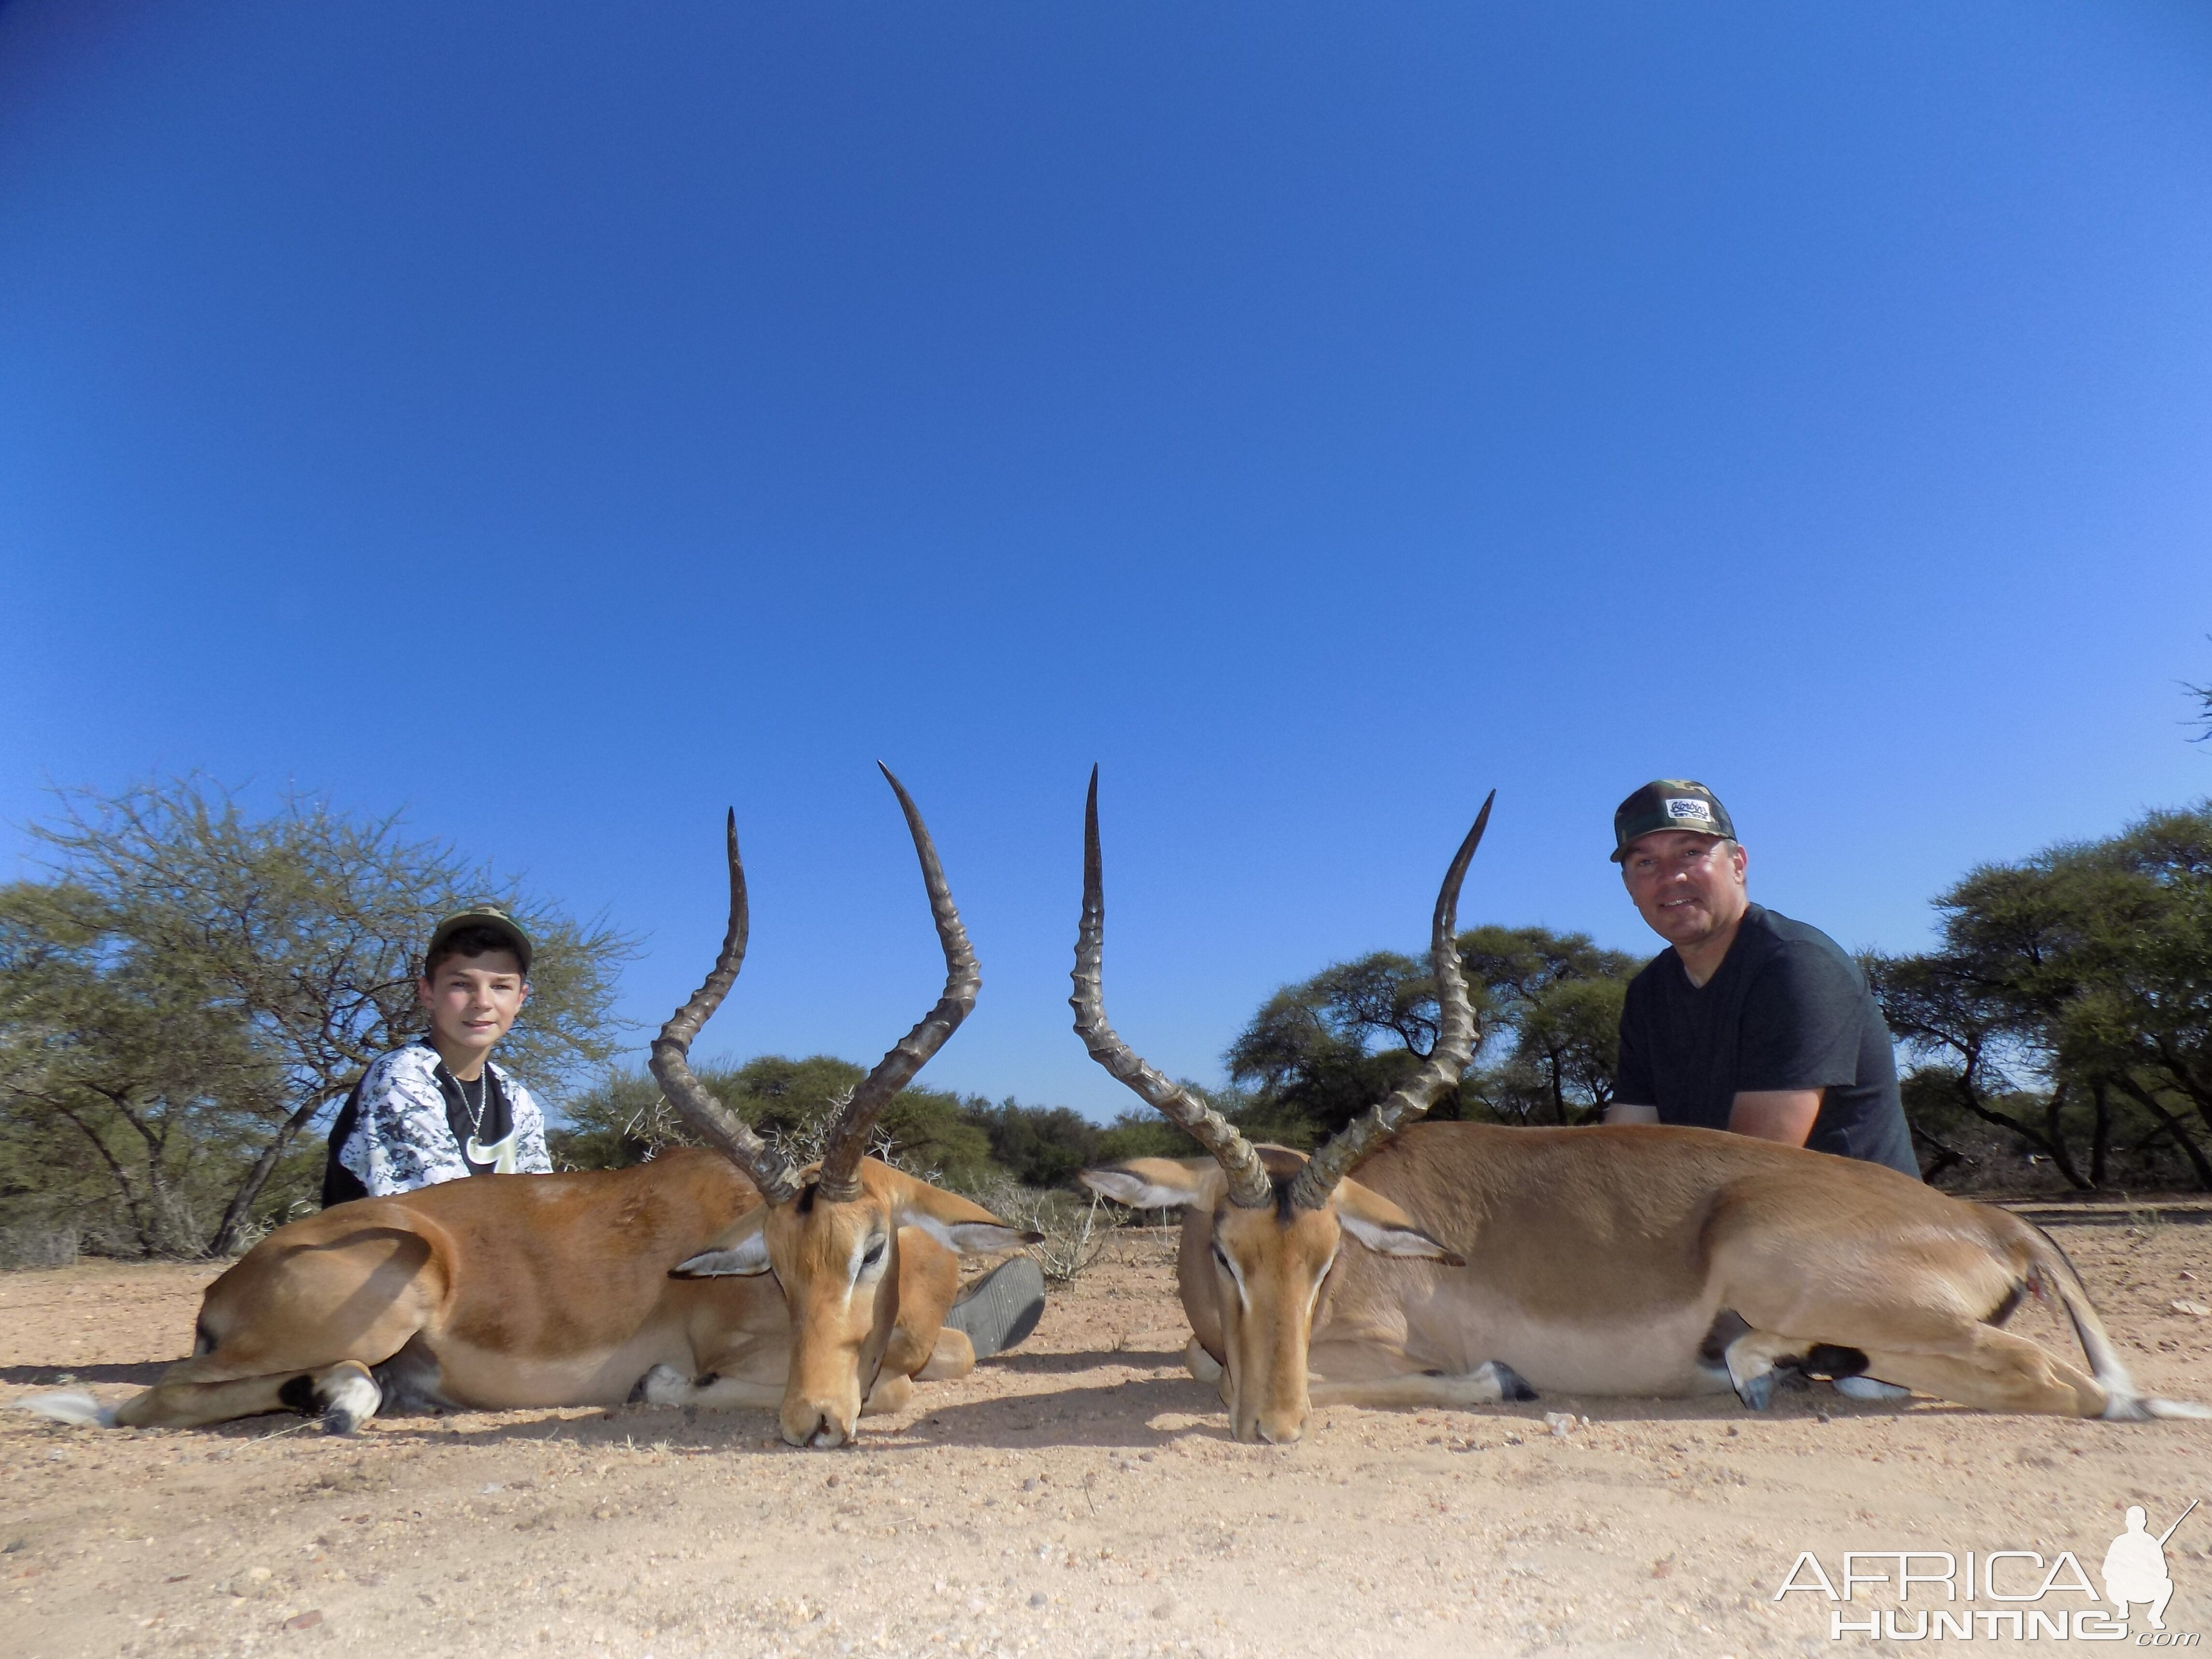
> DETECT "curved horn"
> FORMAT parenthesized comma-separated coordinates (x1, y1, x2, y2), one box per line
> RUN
(1286, 792, 1493, 1213)
(648, 810, 804, 1207)
(815, 765, 981, 1203)
(1071, 767, 1273, 1210)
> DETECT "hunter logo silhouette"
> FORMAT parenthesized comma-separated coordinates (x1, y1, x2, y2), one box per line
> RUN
(2104, 1499, 2197, 1632)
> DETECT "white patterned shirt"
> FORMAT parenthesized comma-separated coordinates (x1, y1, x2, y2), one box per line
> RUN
(331, 1044, 552, 1198)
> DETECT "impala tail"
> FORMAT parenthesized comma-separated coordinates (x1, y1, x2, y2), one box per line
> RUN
(13, 1391, 117, 1428)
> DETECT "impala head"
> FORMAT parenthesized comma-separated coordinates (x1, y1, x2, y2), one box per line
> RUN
(1069, 768, 1489, 1444)
(670, 1159, 1034, 1448)
(649, 767, 1020, 1449)
(1082, 1149, 1461, 1443)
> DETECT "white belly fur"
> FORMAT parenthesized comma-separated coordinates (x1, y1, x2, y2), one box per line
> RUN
(1332, 1291, 1733, 1399)
(427, 1333, 772, 1410)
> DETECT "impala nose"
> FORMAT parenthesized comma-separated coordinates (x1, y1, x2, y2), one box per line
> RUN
(783, 1405, 850, 1449)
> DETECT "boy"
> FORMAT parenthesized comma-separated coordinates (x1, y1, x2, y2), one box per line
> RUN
(321, 905, 554, 1205)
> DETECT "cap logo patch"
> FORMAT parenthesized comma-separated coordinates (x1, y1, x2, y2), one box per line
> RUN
(1664, 798, 1713, 823)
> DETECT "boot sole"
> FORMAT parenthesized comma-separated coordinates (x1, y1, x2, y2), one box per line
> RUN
(944, 1256, 1046, 1360)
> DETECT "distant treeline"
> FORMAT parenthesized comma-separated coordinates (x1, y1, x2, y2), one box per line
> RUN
(4, 773, 2209, 1264)
(547, 1052, 1193, 1188)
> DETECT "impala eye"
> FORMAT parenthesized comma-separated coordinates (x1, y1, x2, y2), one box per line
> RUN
(861, 1238, 888, 1271)
(1211, 1243, 1231, 1272)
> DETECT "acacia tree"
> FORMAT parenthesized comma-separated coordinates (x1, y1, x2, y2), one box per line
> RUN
(7, 778, 635, 1254)
(1223, 925, 1642, 1140)
(1870, 802, 2212, 1192)
(0, 881, 278, 1254)
(1224, 951, 1439, 1141)
(1457, 927, 1641, 1126)
(552, 1054, 999, 1186)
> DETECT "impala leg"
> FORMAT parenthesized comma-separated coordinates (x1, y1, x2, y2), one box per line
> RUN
(115, 1358, 381, 1432)
(1723, 1329, 1833, 1411)
(1185, 1337, 1223, 1386)
(914, 1326, 974, 1382)
(1307, 1339, 1537, 1409)
(877, 1227, 963, 1381)
(112, 1228, 442, 1430)
(632, 1364, 785, 1412)
(114, 1368, 307, 1430)
(861, 1373, 914, 1416)
(1854, 1328, 2106, 1417)
(1307, 1364, 1536, 1411)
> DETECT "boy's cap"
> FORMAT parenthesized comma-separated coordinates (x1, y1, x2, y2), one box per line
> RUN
(425, 905, 533, 974)
(1610, 780, 1735, 862)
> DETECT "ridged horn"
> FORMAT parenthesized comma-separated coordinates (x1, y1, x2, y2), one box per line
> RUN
(815, 765, 981, 1203)
(1071, 767, 1273, 1210)
(648, 810, 804, 1207)
(1286, 792, 1493, 1212)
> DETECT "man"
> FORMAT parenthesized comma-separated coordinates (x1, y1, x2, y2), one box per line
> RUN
(1602, 780, 1919, 1177)
(322, 905, 553, 1205)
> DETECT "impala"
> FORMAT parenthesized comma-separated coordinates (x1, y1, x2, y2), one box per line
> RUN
(1070, 772, 2208, 1444)
(32, 769, 1036, 1448)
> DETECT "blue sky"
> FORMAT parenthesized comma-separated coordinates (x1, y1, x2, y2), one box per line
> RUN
(4, 2, 2210, 1116)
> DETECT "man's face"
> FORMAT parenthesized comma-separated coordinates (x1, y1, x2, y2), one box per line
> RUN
(417, 950, 528, 1057)
(1620, 830, 1749, 949)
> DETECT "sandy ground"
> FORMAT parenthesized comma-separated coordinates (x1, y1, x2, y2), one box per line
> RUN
(2, 1219, 2210, 1659)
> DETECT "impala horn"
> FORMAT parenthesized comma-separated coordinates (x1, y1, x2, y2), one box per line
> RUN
(649, 810, 805, 1207)
(814, 765, 982, 1203)
(1286, 792, 1492, 1213)
(1071, 767, 1274, 1210)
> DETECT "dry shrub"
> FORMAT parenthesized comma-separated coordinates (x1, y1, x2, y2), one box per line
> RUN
(0, 1225, 79, 1271)
(960, 1179, 1108, 1283)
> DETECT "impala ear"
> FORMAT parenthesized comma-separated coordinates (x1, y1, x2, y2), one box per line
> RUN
(889, 1177, 1045, 1253)
(906, 1218, 1047, 1254)
(671, 1227, 773, 1278)
(1079, 1158, 1220, 1211)
(1335, 1180, 1464, 1265)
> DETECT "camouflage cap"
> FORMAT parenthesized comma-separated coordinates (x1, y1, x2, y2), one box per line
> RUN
(425, 904, 533, 974)
(1610, 780, 1735, 862)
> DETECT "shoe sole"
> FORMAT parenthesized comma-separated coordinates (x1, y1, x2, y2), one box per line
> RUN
(944, 1256, 1046, 1360)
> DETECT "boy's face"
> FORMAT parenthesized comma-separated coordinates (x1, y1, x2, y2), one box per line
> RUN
(417, 950, 528, 1058)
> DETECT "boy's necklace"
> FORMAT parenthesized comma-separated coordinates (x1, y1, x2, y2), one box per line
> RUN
(450, 1063, 503, 1163)
(457, 1069, 488, 1136)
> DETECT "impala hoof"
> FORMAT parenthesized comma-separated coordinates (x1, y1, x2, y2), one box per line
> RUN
(1832, 1376, 1910, 1402)
(318, 1369, 381, 1434)
(1735, 1372, 1775, 1412)
(631, 1364, 689, 1407)
(1474, 1360, 1537, 1402)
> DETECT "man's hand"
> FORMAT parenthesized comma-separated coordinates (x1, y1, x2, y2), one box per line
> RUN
(1604, 1103, 1660, 1126)
(1728, 1089, 1822, 1146)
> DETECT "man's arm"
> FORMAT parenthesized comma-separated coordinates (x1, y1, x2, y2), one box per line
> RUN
(1728, 1088, 1822, 1146)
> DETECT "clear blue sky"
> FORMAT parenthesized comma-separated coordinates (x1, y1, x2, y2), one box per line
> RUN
(4, 3, 2210, 1117)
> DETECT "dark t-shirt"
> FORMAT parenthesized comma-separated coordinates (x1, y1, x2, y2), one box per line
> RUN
(1615, 904, 1919, 1177)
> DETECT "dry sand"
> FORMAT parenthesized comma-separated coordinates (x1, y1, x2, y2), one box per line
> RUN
(3, 1218, 2210, 1658)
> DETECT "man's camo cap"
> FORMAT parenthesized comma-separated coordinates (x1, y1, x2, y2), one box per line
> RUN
(1610, 780, 1736, 862)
